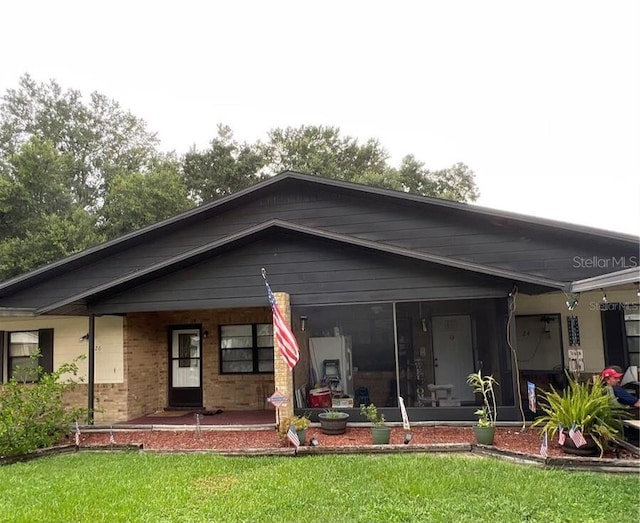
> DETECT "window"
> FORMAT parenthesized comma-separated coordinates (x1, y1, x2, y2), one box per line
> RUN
(10, 331, 39, 381)
(625, 307, 640, 367)
(5, 329, 54, 382)
(220, 324, 273, 374)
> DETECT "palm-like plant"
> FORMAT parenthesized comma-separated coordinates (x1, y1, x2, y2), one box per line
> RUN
(531, 375, 628, 456)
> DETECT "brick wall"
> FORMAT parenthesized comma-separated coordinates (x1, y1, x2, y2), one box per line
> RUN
(124, 308, 276, 420)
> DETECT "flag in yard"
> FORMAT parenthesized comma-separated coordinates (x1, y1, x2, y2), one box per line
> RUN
(261, 269, 300, 370)
(74, 421, 81, 447)
(569, 425, 587, 447)
(287, 422, 300, 448)
(109, 428, 116, 445)
(399, 396, 411, 430)
(558, 425, 565, 445)
(527, 382, 536, 412)
(539, 432, 548, 458)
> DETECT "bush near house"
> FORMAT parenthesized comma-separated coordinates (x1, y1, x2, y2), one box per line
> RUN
(0, 355, 87, 457)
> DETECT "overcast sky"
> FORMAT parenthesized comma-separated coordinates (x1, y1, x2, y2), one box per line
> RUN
(2, 0, 639, 236)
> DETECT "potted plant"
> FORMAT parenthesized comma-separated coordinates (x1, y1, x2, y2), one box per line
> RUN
(278, 415, 311, 445)
(466, 370, 499, 445)
(360, 403, 391, 444)
(531, 374, 627, 456)
(318, 408, 349, 435)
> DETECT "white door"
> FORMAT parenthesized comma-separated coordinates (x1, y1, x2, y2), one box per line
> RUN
(431, 315, 475, 402)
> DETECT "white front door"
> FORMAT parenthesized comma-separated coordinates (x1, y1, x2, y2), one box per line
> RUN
(432, 315, 475, 402)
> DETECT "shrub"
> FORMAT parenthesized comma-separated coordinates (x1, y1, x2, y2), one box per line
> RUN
(277, 415, 310, 440)
(0, 354, 87, 457)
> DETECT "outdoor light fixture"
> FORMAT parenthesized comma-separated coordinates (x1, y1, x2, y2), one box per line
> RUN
(79, 333, 89, 342)
(565, 293, 579, 311)
(309, 437, 319, 446)
(421, 318, 428, 333)
(300, 315, 307, 332)
(202, 330, 209, 338)
(601, 289, 608, 304)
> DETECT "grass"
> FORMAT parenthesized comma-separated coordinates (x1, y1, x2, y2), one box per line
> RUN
(0, 452, 638, 522)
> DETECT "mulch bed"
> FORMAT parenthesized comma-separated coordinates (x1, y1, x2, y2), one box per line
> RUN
(76, 426, 636, 460)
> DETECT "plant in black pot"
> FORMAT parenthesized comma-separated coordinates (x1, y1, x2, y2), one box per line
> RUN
(466, 370, 499, 445)
(318, 408, 349, 435)
(531, 374, 627, 457)
(360, 403, 391, 444)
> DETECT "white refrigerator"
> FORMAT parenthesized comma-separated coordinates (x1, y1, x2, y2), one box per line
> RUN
(309, 335, 354, 397)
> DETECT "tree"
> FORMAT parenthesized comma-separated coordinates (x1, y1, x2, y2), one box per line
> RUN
(0, 137, 101, 278)
(0, 74, 160, 210)
(100, 156, 193, 238)
(261, 125, 390, 182)
(182, 125, 267, 204)
(395, 155, 479, 202)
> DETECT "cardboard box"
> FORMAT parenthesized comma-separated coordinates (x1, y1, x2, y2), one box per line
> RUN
(332, 397, 354, 408)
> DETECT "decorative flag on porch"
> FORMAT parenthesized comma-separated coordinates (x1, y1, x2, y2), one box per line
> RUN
(558, 424, 565, 445)
(539, 432, 548, 458)
(261, 268, 300, 370)
(287, 422, 300, 448)
(74, 421, 81, 447)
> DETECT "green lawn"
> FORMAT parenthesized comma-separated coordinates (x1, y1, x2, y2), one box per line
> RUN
(0, 452, 637, 522)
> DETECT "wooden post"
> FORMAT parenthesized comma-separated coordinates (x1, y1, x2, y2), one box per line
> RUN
(273, 291, 294, 420)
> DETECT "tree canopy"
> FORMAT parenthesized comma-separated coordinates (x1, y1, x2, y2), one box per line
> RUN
(0, 74, 479, 281)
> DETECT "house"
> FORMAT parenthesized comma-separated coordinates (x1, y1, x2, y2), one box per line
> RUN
(0, 171, 638, 424)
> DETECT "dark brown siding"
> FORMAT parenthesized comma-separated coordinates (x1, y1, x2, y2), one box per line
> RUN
(1, 178, 637, 310)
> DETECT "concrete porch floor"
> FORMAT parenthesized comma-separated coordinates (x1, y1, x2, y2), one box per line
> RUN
(116, 409, 278, 429)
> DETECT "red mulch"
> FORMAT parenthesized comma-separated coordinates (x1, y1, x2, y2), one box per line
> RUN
(77, 426, 632, 459)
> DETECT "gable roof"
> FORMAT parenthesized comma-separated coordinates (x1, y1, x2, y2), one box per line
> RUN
(37, 219, 568, 315)
(0, 171, 637, 310)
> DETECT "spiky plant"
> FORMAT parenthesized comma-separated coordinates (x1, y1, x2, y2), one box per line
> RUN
(531, 375, 628, 456)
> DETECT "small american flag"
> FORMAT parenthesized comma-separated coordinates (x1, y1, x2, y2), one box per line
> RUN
(569, 427, 587, 447)
(262, 270, 300, 370)
(558, 425, 565, 445)
(287, 422, 300, 448)
(539, 432, 548, 458)
(569, 425, 587, 447)
(74, 421, 81, 447)
(109, 428, 116, 445)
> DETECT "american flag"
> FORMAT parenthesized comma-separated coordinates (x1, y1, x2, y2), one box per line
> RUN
(109, 428, 116, 445)
(74, 421, 81, 447)
(569, 425, 587, 447)
(263, 274, 300, 370)
(558, 425, 565, 445)
(539, 432, 548, 458)
(287, 422, 300, 448)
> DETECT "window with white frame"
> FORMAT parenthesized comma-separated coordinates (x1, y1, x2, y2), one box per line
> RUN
(9, 331, 40, 382)
(220, 324, 273, 374)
